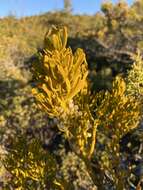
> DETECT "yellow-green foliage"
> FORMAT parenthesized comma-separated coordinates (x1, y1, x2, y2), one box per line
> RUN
(32, 26, 99, 159)
(32, 26, 141, 189)
(92, 76, 141, 189)
(58, 96, 98, 158)
(3, 137, 59, 190)
(32, 26, 88, 117)
(93, 76, 140, 137)
(126, 50, 143, 99)
(32, 26, 141, 163)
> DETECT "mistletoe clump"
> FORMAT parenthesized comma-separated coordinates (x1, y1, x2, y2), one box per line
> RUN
(3, 137, 59, 190)
(32, 26, 88, 118)
(16, 26, 141, 189)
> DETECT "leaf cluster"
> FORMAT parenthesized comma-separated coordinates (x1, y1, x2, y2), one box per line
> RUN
(3, 136, 58, 190)
(32, 26, 88, 117)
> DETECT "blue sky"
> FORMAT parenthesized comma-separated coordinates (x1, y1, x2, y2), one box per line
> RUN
(0, 0, 134, 17)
